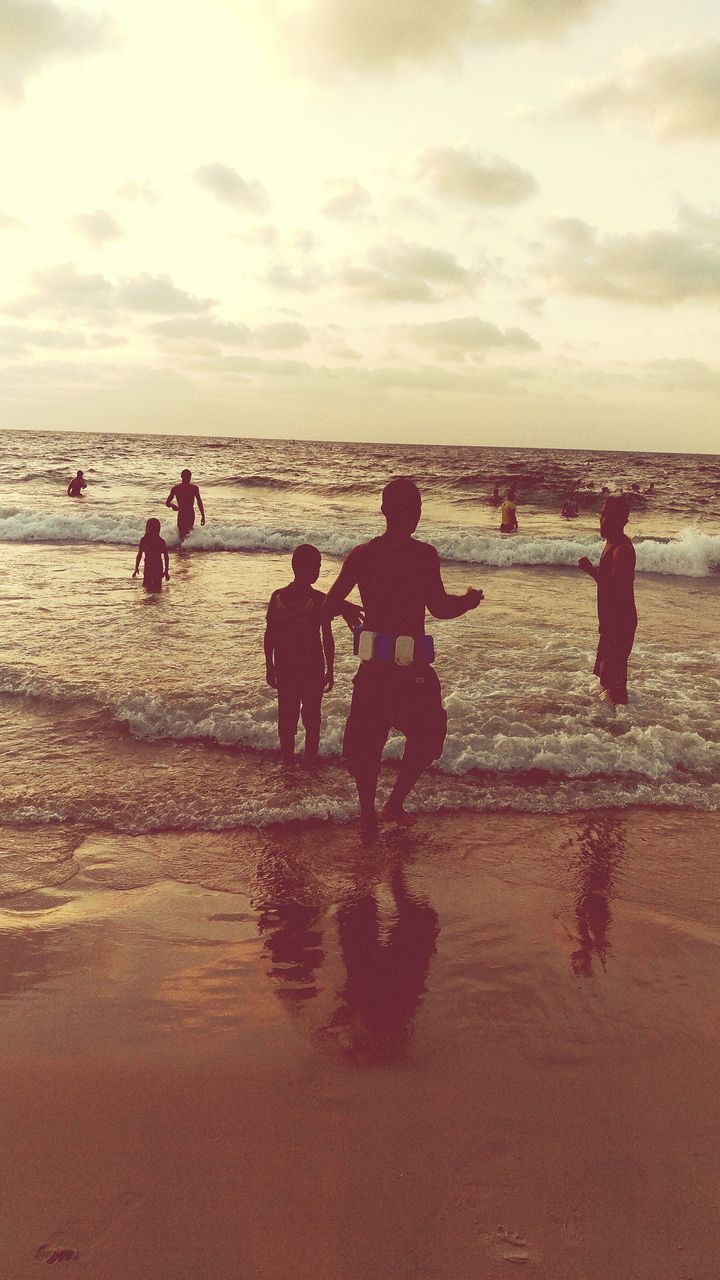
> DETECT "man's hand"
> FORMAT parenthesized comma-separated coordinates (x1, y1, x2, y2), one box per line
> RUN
(170, 503, 178, 512)
(578, 557, 594, 575)
(464, 588, 484, 611)
(266, 666, 277, 690)
(200, 515, 206, 526)
(164, 571, 170, 581)
(132, 570, 138, 578)
(324, 670, 334, 693)
(339, 600, 364, 631)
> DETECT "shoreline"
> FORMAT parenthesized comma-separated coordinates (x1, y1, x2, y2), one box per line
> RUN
(1, 807, 718, 1277)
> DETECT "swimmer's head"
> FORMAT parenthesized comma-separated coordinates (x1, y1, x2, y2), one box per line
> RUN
(599, 495, 630, 538)
(181, 468, 192, 482)
(291, 543, 321, 584)
(145, 517, 162, 537)
(76, 470, 83, 477)
(381, 477, 421, 535)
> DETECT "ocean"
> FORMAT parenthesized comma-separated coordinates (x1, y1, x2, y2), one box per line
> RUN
(0, 428, 718, 895)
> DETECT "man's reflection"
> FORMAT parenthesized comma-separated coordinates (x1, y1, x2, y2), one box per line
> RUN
(320, 867, 439, 1065)
(566, 815, 626, 977)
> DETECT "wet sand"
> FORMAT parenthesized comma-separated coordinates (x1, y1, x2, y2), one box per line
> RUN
(1, 808, 718, 1278)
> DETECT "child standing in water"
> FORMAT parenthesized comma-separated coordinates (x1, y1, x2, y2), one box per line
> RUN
(264, 544, 336, 766)
(133, 518, 170, 592)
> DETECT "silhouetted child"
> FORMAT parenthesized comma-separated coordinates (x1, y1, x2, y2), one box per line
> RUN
(67, 470, 86, 497)
(133, 518, 170, 592)
(264, 544, 335, 765)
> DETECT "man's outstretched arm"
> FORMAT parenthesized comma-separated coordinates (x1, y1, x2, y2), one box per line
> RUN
(425, 549, 483, 619)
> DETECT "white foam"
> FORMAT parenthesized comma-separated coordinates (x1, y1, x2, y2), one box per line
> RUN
(0, 508, 718, 576)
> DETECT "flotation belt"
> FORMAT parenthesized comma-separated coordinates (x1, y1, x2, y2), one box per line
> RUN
(352, 628, 435, 666)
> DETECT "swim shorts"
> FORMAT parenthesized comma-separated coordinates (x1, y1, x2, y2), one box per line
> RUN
(343, 662, 447, 776)
(594, 628, 636, 704)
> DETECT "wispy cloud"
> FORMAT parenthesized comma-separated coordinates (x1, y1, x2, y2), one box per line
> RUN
(0, 0, 113, 107)
(194, 162, 270, 213)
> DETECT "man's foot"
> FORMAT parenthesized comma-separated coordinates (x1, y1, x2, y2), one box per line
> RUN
(357, 812, 379, 844)
(380, 803, 418, 828)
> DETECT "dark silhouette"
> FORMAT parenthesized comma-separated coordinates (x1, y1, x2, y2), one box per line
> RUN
(499, 487, 518, 533)
(562, 498, 579, 519)
(490, 484, 501, 506)
(133, 517, 170, 592)
(166, 468, 205, 540)
(67, 469, 86, 497)
(320, 868, 439, 1065)
(578, 495, 637, 705)
(324, 477, 483, 838)
(264, 544, 336, 766)
(563, 816, 626, 977)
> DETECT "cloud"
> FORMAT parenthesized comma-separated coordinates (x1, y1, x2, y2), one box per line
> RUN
(6, 263, 215, 317)
(418, 146, 537, 205)
(150, 317, 251, 344)
(68, 209, 124, 248)
(399, 315, 540, 358)
(116, 273, 215, 314)
(252, 321, 310, 349)
(561, 37, 720, 140)
(643, 358, 720, 392)
(263, 262, 324, 292)
(542, 213, 720, 305)
(0, 0, 112, 107)
(231, 223, 279, 246)
(116, 181, 158, 205)
(0, 212, 26, 229)
(0, 322, 125, 354)
(343, 240, 479, 303)
(276, 0, 605, 75)
(194, 162, 270, 213)
(321, 178, 373, 220)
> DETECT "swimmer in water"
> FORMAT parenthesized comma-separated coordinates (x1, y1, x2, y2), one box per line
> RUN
(67, 470, 86, 497)
(166, 469, 205, 541)
(133, 518, 170, 592)
(499, 488, 518, 534)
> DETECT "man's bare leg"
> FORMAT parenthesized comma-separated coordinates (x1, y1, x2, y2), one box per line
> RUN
(356, 770, 380, 841)
(380, 752, 427, 827)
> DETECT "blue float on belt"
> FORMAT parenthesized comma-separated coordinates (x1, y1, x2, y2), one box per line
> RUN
(352, 627, 435, 665)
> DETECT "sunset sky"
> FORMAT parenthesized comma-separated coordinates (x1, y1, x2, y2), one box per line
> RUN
(1, 0, 718, 450)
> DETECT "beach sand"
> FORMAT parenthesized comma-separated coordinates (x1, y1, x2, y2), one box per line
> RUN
(1, 808, 718, 1279)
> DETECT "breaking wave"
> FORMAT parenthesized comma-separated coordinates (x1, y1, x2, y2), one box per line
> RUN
(0, 508, 718, 576)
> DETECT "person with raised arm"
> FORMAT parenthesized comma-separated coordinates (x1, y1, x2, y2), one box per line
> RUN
(67, 470, 87, 497)
(578, 495, 637, 705)
(166, 469, 205, 541)
(323, 477, 484, 840)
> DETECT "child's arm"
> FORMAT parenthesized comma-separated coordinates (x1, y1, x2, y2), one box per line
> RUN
(322, 619, 335, 692)
(133, 538, 144, 578)
(264, 595, 277, 688)
(162, 540, 170, 579)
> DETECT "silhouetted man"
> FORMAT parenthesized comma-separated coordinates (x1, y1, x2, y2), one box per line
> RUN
(166, 469, 205, 540)
(578, 495, 637, 705)
(67, 470, 86, 497)
(324, 477, 483, 839)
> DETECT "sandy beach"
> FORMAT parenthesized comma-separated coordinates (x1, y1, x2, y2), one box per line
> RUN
(1, 807, 718, 1279)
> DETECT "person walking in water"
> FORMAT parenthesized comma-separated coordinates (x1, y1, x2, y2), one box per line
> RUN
(264, 544, 336, 766)
(578, 495, 637, 705)
(323, 477, 484, 839)
(166, 469, 205, 541)
(67, 470, 87, 497)
(133, 518, 170, 592)
(499, 487, 518, 533)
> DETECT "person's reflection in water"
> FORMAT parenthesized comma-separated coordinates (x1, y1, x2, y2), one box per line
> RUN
(320, 865, 439, 1065)
(566, 816, 626, 977)
(253, 849, 325, 1015)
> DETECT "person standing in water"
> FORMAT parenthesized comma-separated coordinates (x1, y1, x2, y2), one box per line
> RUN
(67, 470, 87, 497)
(264, 544, 336, 766)
(166, 469, 205, 541)
(499, 487, 518, 533)
(133, 518, 170, 592)
(323, 477, 484, 839)
(578, 495, 637, 705)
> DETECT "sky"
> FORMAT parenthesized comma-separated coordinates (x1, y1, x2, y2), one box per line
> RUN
(0, 0, 719, 451)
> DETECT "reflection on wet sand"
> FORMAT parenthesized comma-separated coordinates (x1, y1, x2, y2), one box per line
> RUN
(565, 816, 627, 977)
(254, 846, 439, 1065)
